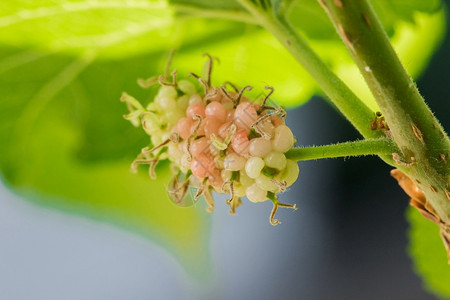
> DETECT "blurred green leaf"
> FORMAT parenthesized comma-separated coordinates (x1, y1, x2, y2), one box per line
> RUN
(407, 207, 450, 299)
(168, 0, 446, 110)
(0, 1, 446, 108)
(371, 0, 442, 28)
(169, 0, 442, 39)
(169, 0, 243, 10)
(289, 0, 441, 40)
(0, 0, 175, 58)
(0, 46, 213, 277)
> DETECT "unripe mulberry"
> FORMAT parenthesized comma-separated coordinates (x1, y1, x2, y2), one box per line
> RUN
(122, 53, 298, 225)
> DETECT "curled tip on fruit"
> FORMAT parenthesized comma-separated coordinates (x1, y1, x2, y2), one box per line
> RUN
(137, 76, 158, 88)
(269, 200, 297, 226)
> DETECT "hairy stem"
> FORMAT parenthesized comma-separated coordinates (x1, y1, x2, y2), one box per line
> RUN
(236, 0, 382, 140)
(286, 138, 396, 161)
(318, 0, 450, 222)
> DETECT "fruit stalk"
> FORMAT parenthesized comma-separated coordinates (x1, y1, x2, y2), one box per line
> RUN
(286, 138, 396, 161)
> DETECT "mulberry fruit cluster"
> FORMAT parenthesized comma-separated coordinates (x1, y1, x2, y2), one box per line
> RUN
(122, 54, 299, 225)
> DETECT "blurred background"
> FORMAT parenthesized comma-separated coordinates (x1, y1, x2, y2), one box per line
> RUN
(0, 1, 449, 300)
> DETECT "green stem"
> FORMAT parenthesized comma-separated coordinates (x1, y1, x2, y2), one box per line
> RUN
(286, 138, 396, 161)
(318, 0, 450, 222)
(236, 0, 381, 140)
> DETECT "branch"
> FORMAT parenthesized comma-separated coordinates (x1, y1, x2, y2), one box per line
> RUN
(318, 0, 450, 223)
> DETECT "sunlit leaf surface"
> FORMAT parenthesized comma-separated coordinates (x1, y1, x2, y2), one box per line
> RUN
(407, 207, 450, 299)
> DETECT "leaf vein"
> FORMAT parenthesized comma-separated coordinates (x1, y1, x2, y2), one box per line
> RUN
(11, 50, 98, 156)
(0, 0, 168, 28)
(0, 50, 50, 74)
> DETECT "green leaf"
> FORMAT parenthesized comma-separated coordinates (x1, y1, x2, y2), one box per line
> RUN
(168, 0, 445, 110)
(407, 207, 450, 299)
(0, 45, 213, 277)
(371, 0, 442, 28)
(0, 1, 178, 58)
(288, 0, 339, 40)
(288, 0, 441, 40)
(1, 0, 446, 109)
(170, 0, 242, 10)
(169, 0, 442, 39)
(171, 21, 317, 107)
